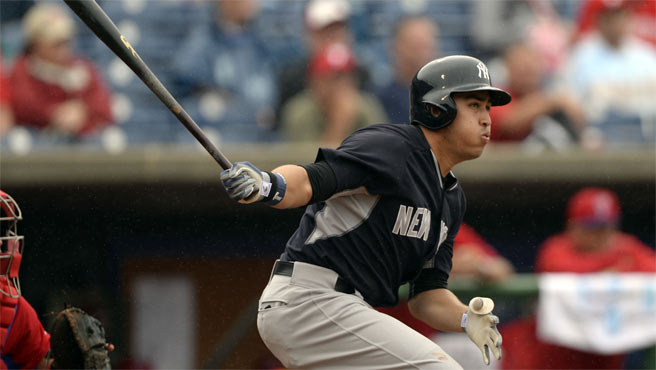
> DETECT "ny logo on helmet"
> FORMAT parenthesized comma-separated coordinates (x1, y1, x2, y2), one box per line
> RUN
(476, 62, 489, 80)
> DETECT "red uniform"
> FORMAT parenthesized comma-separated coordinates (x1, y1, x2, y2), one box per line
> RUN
(536, 232, 656, 273)
(0, 295, 50, 369)
(503, 187, 655, 369)
(8, 54, 113, 136)
(502, 232, 655, 369)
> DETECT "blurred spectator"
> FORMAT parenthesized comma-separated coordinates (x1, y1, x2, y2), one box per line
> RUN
(559, 0, 656, 148)
(502, 187, 655, 370)
(0, 190, 51, 369)
(536, 187, 656, 273)
(172, 0, 277, 139)
(470, 0, 571, 74)
(0, 58, 14, 136)
(8, 3, 113, 138)
(279, 43, 386, 146)
(450, 223, 515, 282)
(275, 0, 370, 123)
(490, 40, 586, 151)
(377, 223, 514, 369)
(375, 16, 440, 124)
(574, 0, 656, 47)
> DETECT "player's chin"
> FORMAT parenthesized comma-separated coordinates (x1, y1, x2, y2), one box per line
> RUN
(466, 142, 487, 159)
(460, 148, 485, 162)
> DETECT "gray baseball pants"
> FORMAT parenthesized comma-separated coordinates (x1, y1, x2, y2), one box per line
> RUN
(257, 260, 464, 369)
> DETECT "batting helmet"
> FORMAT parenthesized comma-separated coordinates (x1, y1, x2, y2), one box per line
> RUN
(0, 191, 23, 298)
(410, 55, 511, 130)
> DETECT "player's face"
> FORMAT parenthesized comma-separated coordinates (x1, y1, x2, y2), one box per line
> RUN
(570, 224, 615, 251)
(443, 91, 492, 160)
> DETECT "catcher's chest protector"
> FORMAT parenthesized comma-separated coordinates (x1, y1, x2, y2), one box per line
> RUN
(0, 292, 18, 353)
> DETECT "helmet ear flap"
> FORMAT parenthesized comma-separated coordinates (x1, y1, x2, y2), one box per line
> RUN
(426, 103, 442, 118)
(416, 100, 456, 130)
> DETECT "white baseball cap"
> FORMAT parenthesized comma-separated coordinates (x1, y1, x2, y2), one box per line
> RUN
(22, 3, 75, 45)
(305, 0, 351, 30)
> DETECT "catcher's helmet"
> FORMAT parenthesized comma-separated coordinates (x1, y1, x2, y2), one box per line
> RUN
(0, 191, 23, 298)
(410, 55, 511, 130)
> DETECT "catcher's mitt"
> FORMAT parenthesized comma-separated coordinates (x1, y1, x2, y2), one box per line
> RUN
(50, 307, 111, 369)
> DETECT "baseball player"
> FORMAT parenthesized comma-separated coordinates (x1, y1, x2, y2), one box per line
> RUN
(0, 191, 51, 369)
(221, 55, 510, 369)
(0, 191, 113, 370)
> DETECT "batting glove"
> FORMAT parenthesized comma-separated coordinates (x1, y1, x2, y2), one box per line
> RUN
(220, 162, 286, 205)
(462, 297, 502, 366)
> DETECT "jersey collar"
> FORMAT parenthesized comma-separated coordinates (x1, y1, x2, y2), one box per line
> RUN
(430, 151, 458, 191)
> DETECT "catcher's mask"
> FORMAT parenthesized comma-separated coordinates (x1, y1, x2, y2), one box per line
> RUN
(0, 190, 23, 298)
(410, 55, 511, 130)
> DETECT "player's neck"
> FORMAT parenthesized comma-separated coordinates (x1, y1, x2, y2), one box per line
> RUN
(419, 126, 458, 177)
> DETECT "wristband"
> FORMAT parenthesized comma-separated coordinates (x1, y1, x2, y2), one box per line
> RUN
(262, 171, 287, 205)
(461, 312, 468, 330)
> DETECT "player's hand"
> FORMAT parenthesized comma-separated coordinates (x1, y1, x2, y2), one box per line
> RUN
(463, 297, 502, 366)
(220, 161, 266, 204)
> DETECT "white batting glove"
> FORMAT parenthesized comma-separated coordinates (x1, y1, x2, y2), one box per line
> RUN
(462, 297, 502, 366)
(220, 162, 286, 205)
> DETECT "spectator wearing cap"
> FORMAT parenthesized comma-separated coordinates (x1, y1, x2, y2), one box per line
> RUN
(535, 187, 655, 273)
(275, 0, 370, 125)
(279, 43, 386, 146)
(8, 2, 113, 138)
(375, 15, 440, 124)
(500, 187, 655, 370)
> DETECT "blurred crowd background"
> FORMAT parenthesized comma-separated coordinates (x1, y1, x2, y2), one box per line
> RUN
(0, 0, 655, 151)
(0, 0, 655, 369)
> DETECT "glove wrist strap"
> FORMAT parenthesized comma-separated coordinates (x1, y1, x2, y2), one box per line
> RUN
(461, 312, 468, 331)
(261, 171, 287, 205)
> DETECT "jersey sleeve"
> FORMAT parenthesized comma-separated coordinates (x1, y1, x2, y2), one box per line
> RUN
(409, 191, 466, 297)
(2, 297, 50, 369)
(316, 126, 413, 196)
(409, 238, 454, 297)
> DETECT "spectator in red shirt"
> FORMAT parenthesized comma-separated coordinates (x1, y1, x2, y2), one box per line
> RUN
(9, 3, 113, 138)
(0, 190, 51, 370)
(502, 187, 655, 370)
(536, 187, 656, 273)
(490, 40, 586, 150)
(0, 57, 13, 136)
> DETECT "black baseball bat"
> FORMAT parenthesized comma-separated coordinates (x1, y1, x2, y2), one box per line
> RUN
(63, 0, 232, 170)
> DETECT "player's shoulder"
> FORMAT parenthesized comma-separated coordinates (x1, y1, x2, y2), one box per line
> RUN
(615, 232, 653, 251)
(345, 123, 426, 150)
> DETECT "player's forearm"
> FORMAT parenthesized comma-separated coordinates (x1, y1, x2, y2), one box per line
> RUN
(408, 288, 468, 333)
(271, 165, 313, 209)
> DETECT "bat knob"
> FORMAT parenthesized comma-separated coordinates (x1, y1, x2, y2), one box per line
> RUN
(469, 297, 494, 315)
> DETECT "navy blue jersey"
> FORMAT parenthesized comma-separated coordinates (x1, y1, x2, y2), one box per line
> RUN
(281, 124, 466, 307)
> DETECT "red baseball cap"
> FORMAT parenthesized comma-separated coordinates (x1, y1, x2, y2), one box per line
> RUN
(308, 43, 356, 79)
(567, 187, 621, 227)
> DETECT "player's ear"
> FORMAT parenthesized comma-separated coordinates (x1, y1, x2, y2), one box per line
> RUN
(425, 104, 441, 118)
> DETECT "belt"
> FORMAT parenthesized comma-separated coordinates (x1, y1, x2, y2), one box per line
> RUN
(272, 260, 355, 295)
